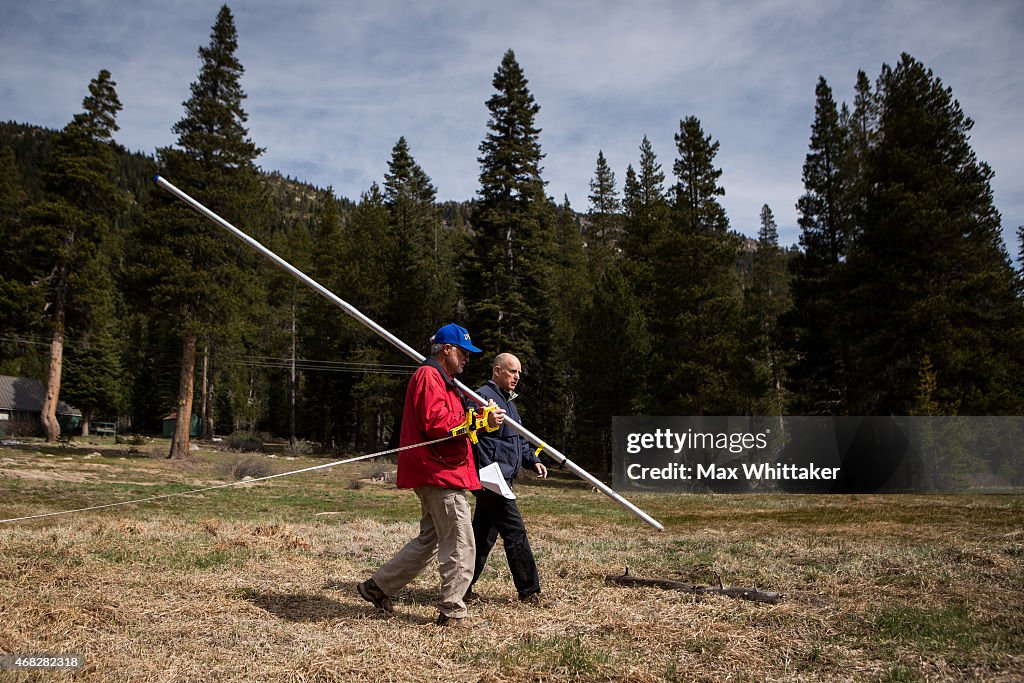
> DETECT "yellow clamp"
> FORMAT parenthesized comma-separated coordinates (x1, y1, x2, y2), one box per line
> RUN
(451, 405, 501, 445)
(450, 408, 477, 441)
(534, 442, 546, 458)
(475, 405, 500, 435)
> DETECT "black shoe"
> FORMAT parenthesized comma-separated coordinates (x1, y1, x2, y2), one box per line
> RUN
(520, 592, 555, 608)
(463, 588, 481, 604)
(357, 579, 394, 612)
(436, 613, 489, 628)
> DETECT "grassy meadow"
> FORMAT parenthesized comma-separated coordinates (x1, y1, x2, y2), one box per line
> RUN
(0, 438, 1021, 682)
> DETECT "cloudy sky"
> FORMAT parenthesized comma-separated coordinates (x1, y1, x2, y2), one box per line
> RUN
(2, 0, 1021, 251)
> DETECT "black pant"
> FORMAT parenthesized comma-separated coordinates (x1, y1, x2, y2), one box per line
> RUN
(470, 487, 540, 598)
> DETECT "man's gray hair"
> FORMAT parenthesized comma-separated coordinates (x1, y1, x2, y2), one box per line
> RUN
(430, 343, 445, 355)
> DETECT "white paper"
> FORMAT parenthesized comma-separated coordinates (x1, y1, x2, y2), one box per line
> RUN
(478, 462, 516, 499)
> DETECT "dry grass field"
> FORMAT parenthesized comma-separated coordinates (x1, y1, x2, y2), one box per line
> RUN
(1, 438, 1021, 682)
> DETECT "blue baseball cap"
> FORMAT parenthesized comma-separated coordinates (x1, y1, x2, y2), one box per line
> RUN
(432, 323, 482, 353)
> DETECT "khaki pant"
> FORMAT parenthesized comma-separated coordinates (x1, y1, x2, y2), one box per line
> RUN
(371, 486, 475, 618)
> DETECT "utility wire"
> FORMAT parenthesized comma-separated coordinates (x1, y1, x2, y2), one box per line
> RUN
(226, 355, 416, 375)
(0, 339, 419, 375)
(239, 355, 415, 370)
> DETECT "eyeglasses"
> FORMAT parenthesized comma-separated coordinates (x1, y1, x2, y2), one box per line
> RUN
(448, 345, 470, 359)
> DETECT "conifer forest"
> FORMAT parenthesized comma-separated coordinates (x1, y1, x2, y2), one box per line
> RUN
(3, 6, 1023, 468)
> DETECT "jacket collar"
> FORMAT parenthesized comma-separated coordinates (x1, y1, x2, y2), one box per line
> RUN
(487, 380, 518, 402)
(423, 357, 457, 391)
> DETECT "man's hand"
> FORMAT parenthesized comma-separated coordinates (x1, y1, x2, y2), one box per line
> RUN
(534, 462, 548, 478)
(486, 399, 505, 429)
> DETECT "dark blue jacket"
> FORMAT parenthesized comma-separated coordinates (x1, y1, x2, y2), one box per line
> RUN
(472, 381, 540, 482)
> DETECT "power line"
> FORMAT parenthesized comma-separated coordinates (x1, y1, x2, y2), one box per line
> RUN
(224, 356, 416, 375)
(0, 335, 54, 347)
(0, 337, 417, 375)
(239, 355, 415, 370)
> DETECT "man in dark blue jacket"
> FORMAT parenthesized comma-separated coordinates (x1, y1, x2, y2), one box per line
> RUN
(467, 352, 549, 604)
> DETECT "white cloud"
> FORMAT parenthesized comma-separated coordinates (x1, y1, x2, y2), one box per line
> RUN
(2, 0, 1021, 251)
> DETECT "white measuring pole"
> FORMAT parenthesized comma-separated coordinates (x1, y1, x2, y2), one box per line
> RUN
(154, 176, 663, 531)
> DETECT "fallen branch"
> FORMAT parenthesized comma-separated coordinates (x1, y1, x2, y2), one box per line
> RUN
(605, 567, 784, 604)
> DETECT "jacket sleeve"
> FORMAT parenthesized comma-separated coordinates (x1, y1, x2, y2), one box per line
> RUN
(471, 384, 498, 468)
(521, 433, 540, 467)
(409, 368, 466, 439)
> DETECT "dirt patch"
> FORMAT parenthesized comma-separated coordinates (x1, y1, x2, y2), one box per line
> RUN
(0, 467, 96, 483)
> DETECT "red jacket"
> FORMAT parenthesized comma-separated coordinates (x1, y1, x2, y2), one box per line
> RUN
(396, 360, 480, 491)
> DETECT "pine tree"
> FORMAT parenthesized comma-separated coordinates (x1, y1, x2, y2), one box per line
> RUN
(623, 136, 669, 242)
(476, 50, 545, 210)
(1018, 225, 1024, 277)
(365, 138, 461, 448)
(585, 150, 620, 278)
(647, 116, 747, 414)
(24, 70, 126, 441)
(136, 5, 265, 457)
(758, 204, 779, 248)
(385, 137, 435, 211)
(797, 77, 852, 265)
(383, 137, 458, 344)
(549, 196, 591, 449)
(620, 136, 669, 328)
(169, 5, 262, 177)
(844, 54, 1024, 414)
(592, 136, 672, 422)
(844, 70, 879, 228)
(466, 55, 551, 361)
(743, 204, 791, 413)
(464, 49, 562, 438)
(622, 164, 638, 218)
(786, 76, 854, 414)
(551, 196, 590, 330)
(672, 116, 729, 235)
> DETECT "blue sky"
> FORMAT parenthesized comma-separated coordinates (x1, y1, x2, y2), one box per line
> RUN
(2, 0, 1021, 252)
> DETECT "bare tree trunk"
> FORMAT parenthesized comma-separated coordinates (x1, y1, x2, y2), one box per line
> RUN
(199, 337, 209, 439)
(168, 329, 197, 459)
(205, 350, 215, 439)
(289, 299, 296, 447)
(200, 336, 215, 440)
(40, 264, 69, 443)
(40, 323, 64, 442)
(80, 408, 92, 438)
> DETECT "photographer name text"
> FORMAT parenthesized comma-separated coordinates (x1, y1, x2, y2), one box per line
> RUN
(626, 462, 840, 481)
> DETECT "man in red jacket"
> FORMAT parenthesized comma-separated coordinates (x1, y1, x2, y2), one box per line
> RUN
(358, 323, 503, 627)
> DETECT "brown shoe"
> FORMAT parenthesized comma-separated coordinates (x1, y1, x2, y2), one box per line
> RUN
(357, 579, 394, 612)
(435, 613, 490, 628)
(520, 592, 555, 608)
